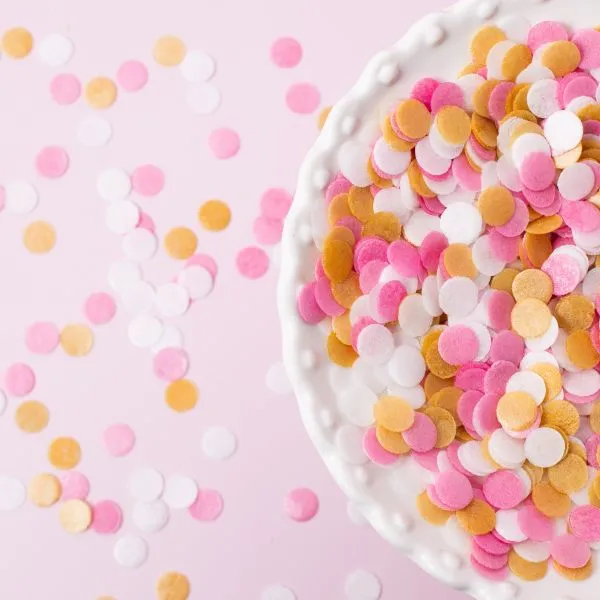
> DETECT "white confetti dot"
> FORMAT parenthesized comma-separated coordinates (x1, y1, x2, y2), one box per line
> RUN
(128, 315, 164, 348)
(261, 585, 296, 600)
(345, 569, 382, 600)
(113, 534, 149, 568)
(266, 362, 292, 394)
(177, 265, 214, 300)
(151, 326, 184, 354)
(132, 499, 170, 533)
(155, 283, 190, 318)
(37, 34, 74, 66)
(128, 467, 165, 502)
(120, 279, 155, 314)
(108, 260, 142, 292)
(121, 228, 158, 261)
(77, 115, 113, 147)
(97, 168, 131, 202)
(180, 49, 216, 82)
(440, 202, 483, 244)
(0, 476, 25, 510)
(439, 277, 479, 317)
(338, 140, 372, 187)
(5, 181, 39, 214)
(105, 200, 140, 234)
(163, 475, 198, 509)
(186, 83, 221, 114)
(202, 426, 237, 460)
(388, 345, 426, 387)
(524, 426, 565, 467)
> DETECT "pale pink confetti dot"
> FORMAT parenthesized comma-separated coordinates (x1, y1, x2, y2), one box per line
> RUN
(482, 470, 524, 509)
(402, 412, 437, 452)
(116, 60, 149, 92)
(35, 146, 69, 179)
(253, 215, 283, 245)
(103, 424, 136, 457)
(551, 534, 591, 569)
(60, 472, 90, 500)
(236, 246, 269, 279)
(260, 188, 292, 220)
(153, 347, 189, 381)
(137, 211, 156, 232)
(435, 470, 473, 510)
(91, 499, 123, 534)
(188, 489, 224, 521)
(527, 21, 569, 52)
(50, 73, 81, 105)
(84, 292, 117, 325)
(5, 363, 35, 397)
(131, 164, 164, 197)
(271, 37, 303, 68)
(438, 325, 479, 366)
(362, 428, 399, 466)
(297, 282, 325, 324)
(542, 254, 581, 296)
(568, 505, 600, 542)
(208, 127, 240, 159)
(285, 83, 320, 114)
(284, 488, 319, 522)
(25, 322, 60, 354)
(186, 253, 218, 278)
(470, 556, 508, 581)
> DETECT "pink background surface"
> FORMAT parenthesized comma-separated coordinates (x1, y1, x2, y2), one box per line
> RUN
(0, 0, 469, 598)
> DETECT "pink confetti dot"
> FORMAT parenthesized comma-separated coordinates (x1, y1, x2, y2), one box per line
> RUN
(551, 534, 591, 569)
(285, 83, 320, 114)
(208, 127, 241, 159)
(362, 427, 399, 466)
(253, 215, 283, 245)
(25, 322, 60, 354)
(188, 489, 224, 521)
(270, 37, 303, 68)
(5, 363, 35, 397)
(284, 488, 319, 522)
(60, 472, 90, 500)
(116, 60, 149, 92)
(297, 281, 326, 324)
(236, 246, 269, 279)
(153, 348, 189, 382)
(103, 424, 136, 457)
(260, 188, 292, 220)
(137, 211, 156, 232)
(84, 292, 117, 325)
(91, 500, 123, 534)
(131, 164, 165, 197)
(35, 146, 69, 179)
(186, 253, 218, 278)
(50, 73, 81, 105)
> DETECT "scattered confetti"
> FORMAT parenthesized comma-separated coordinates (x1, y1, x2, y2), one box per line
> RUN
(261, 585, 296, 600)
(84, 292, 117, 325)
(128, 467, 164, 502)
(59, 499, 92, 533)
(35, 146, 69, 178)
(202, 426, 237, 460)
(0, 476, 26, 510)
(48, 436, 81, 469)
(186, 83, 221, 114)
(131, 164, 164, 196)
(344, 570, 382, 600)
(284, 488, 319, 522)
(60, 472, 90, 501)
(156, 572, 190, 600)
(198, 199, 231, 231)
(50, 73, 81, 104)
(97, 168, 132, 202)
(116, 60, 148, 92)
(163, 474, 198, 509)
(285, 83, 321, 114)
(180, 49, 215, 82)
(133, 499, 170, 533)
(5, 181, 38, 214)
(236, 246, 269, 279)
(91, 500, 123, 534)
(15, 400, 49, 433)
(37, 34, 74, 66)
(5, 363, 35, 397)
(113, 534, 148, 568)
(27, 473, 61, 507)
(77, 115, 113, 147)
(23, 221, 56, 254)
(2, 27, 33, 59)
(60, 324, 94, 356)
(270, 37, 303, 68)
(164, 227, 198, 259)
(85, 76, 118, 109)
(103, 424, 136, 457)
(153, 347, 189, 382)
(208, 128, 240, 159)
(153, 35, 186, 66)
(188, 489, 224, 521)
(165, 379, 198, 412)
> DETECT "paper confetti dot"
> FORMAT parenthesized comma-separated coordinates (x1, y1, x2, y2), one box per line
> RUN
(85, 77, 118, 109)
(198, 199, 231, 231)
(260, 188, 292, 220)
(91, 500, 123, 534)
(261, 586, 296, 600)
(155, 282, 190, 317)
(50, 73, 81, 104)
(186, 83, 221, 114)
(271, 37, 303, 68)
(344, 570, 382, 600)
(129, 467, 164, 502)
(5, 363, 35, 397)
(35, 146, 69, 178)
(60, 324, 94, 356)
(188, 489, 224, 521)
(0, 476, 26, 510)
(60, 472, 90, 500)
(286, 83, 320, 114)
(128, 315, 163, 348)
(152, 326, 185, 353)
(164, 227, 198, 260)
(202, 426, 237, 460)
(254, 215, 283, 245)
(266, 362, 292, 394)
(208, 128, 240, 159)
(153, 348, 189, 382)
(153, 35, 186, 66)
(15, 400, 49, 433)
(236, 246, 269, 279)
(84, 292, 117, 325)
(177, 265, 214, 300)
(23, 221, 56, 254)
(180, 49, 215, 82)
(28, 473, 61, 507)
(116, 60, 148, 92)
(48, 437, 81, 469)
(5, 181, 38, 214)
(165, 379, 198, 412)
(133, 499, 170, 533)
(97, 168, 131, 201)
(284, 488, 319, 522)
(113, 534, 148, 568)
(163, 475, 198, 509)
(59, 499, 92, 533)
(156, 572, 190, 600)
(77, 115, 112, 147)
(2, 27, 33, 59)
(122, 228, 158, 261)
(131, 164, 164, 196)
(37, 34, 74, 66)
(108, 260, 141, 292)
(103, 424, 136, 457)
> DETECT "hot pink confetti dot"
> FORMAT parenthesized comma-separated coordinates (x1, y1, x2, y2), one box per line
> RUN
(284, 488, 319, 522)
(362, 427, 399, 466)
(208, 127, 241, 159)
(131, 164, 165, 197)
(153, 348, 189, 382)
(551, 534, 591, 569)
(84, 292, 117, 325)
(188, 489, 224, 521)
(5, 363, 35, 397)
(91, 500, 123, 534)
(116, 60, 149, 92)
(286, 83, 320, 114)
(60, 472, 90, 500)
(35, 146, 70, 179)
(260, 188, 292, 220)
(270, 37, 303, 68)
(103, 424, 136, 457)
(236, 246, 269, 279)
(50, 73, 81, 105)
(25, 322, 60, 354)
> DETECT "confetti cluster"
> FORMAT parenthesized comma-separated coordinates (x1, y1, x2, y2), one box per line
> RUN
(299, 18, 600, 583)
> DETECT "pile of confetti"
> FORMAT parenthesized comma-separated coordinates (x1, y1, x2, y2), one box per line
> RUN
(299, 20, 600, 582)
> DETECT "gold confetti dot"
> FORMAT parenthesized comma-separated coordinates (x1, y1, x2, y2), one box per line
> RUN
(59, 499, 92, 533)
(570, 439, 587, 461)
(374, 396, 415, 432)
(566, 330, 600, 369)
(328, 193, 352, 226)
(60, 324, 94, 357)
(367, 159, 392, 189)
(326, 226, 355, 248)
(508, 550, 548, 581)
(198, 200, 231, 231)
(421, 327, 444, 357)
(361, 212, 402, 242)
(165, 379, 198, 412)
(407, 160, 436, 198)
(154, 35, 186, 66)
(473, 80, 500, 119)
(48, 437, 81, 470)
(381, 116, 416, 152)
(85, 77, 117, 109)
(23, 221, 56, 254)
(590, 404, 600, 434)
(322, 238, 353, 283)
(478, 186, 516, 226)
(326, 331, 357, 368)
(541, 40, 581, 77)
(471, 113, 498, 148)
(497, 391, 538, 431)
(331, 312, 352, 346)
(502, 44, 532, 81)
(164, 227, 198, 259)
(317, 106, 332, 130)
(523, 461, 544, 485)
(416, 490, 452, 526)
(456, 499, 496, 535)
(443, 244, 478, 278)
(529, 363, 562, 403)
(512, 84, 532, 113)
(491, 268, 520, 294)
(523, 232, 552, 268)
(430, 387, 462, 424)
(554, 294, 595, 333)
(424, 372, 454, 399)
(555, 145, 583, 169)
(553, 559, 593, 581)
(541, 401, 580, 436)
(28, 473, 61, 507)
(469, 25, 507, 65)
(331, 273, 361, 309)
(526, 215, 563, 235)
(511, 298, 552, 338)
(532, 481, 571, 517)
(156, 572, 190, 600)
(436, 106, 471, 145)
(512, 269, 553, 303)
(15, 400, 49, 433)
(426, 343, 458, 380)
(376, 425, 410, 455)
(422, 406, 457, 448)
(348, 186, 374, 223)
(547, 453, 588, 494)
(2, 27, 33, 59)
(394, 99, 431, 140)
